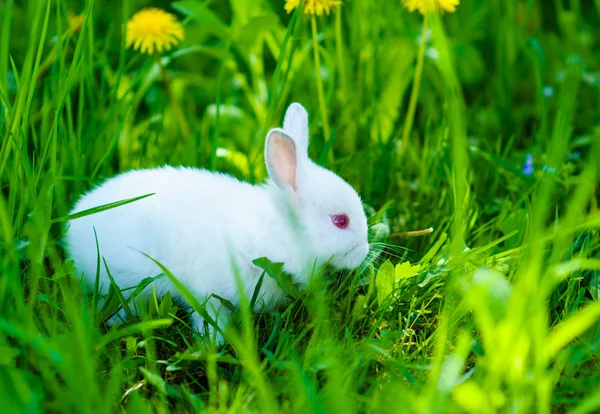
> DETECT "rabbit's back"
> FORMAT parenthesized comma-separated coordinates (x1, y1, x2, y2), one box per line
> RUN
(66, 166, 265, 299)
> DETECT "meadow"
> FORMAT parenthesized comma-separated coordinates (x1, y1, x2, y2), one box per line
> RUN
(1, 0, 600, 412)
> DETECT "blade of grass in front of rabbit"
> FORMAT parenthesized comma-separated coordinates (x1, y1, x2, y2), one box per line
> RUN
(138, 252, 224, 338)
(51, 193, 156, 224)
(228, 247, 278, 414)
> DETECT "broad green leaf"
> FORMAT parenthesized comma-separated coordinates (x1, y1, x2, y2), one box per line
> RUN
(375, 260, 395, 306)
(395, 261, 423, 280)
(252, 257, 301, 299)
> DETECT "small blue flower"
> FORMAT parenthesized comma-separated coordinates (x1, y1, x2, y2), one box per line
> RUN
(522, 153, 534, 176)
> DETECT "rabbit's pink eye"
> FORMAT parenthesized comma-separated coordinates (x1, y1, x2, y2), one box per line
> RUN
(332, 214, 349, 229)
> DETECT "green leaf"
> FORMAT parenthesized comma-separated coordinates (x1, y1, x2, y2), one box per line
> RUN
(128, 275, 164, 305)
(395, 261, 423, 280)
(211, 294, 237, 313)
(102, 258, 134, 321)
(158, 291, 178, 316)
(96, 319, 173, 350)
(51, 193, 155, 223)
(139, 252, 224, 337)
(252, 257, 301, 299)
(421, 232, 448, 264)
(249, 271, 265, 309)
(375, 260, 395, 306)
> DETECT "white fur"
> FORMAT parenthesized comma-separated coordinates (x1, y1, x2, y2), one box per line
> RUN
(65, 103, 369, 342)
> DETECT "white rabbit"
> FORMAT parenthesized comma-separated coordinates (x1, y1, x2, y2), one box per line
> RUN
(65, 103, 369, 343)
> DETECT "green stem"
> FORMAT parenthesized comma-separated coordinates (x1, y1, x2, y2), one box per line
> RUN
(311, 15, 331, 155)
(400, 14, 428, 159)
(155, 54, 190, 140)
(335, 8, 347, 101)
(210, 30, 232, 170)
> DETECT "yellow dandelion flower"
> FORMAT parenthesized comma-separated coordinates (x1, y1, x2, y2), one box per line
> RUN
(403, 0, 459, 14)
(126, 8, 184, 55)
(284, 0, 342, 16)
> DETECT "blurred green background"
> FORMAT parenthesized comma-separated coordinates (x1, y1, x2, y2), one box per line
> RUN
(1, 0, 600, 412)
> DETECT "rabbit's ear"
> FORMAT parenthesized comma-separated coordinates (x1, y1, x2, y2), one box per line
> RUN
(265, 129, 299, 192)
(283, 103, 309, 157)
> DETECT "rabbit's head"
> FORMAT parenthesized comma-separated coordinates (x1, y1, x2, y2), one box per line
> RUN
(265, 103, 369, 271)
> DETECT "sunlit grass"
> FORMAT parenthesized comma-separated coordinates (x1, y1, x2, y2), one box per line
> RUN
(1, 0, 599, 412)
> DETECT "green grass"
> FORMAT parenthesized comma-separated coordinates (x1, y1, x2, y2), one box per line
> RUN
(1, 0, 600, 412)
